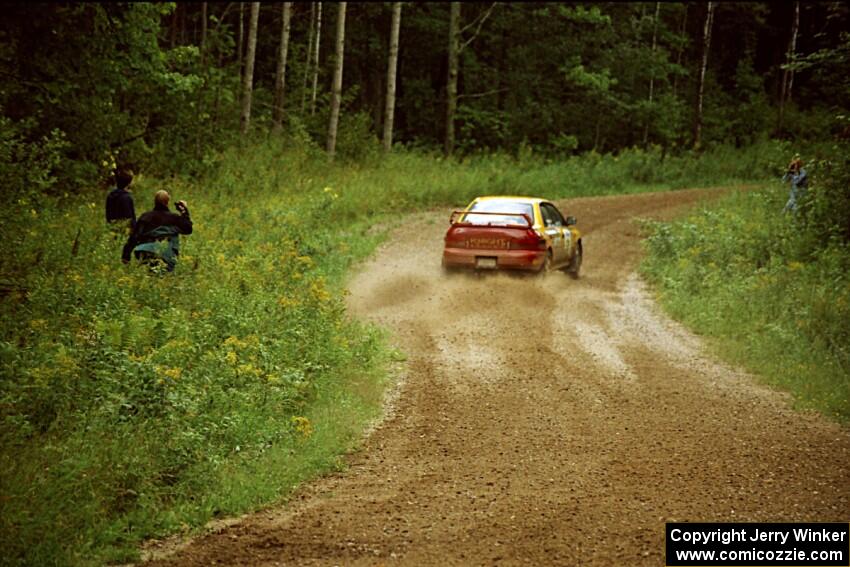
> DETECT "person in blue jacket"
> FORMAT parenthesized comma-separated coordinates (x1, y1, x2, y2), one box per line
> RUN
(124, 190, 193, 271)
(782, 157, 808, 214)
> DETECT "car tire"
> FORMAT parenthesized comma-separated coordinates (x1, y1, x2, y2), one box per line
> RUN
(539, 250, 553, 276)
(566, 241, 582, 279)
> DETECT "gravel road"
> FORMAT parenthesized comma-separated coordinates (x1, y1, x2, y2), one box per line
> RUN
(146, 188, 850, 566)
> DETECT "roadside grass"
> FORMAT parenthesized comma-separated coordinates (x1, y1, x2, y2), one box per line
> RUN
(641, 186, 850, 423)
(0, 138, 797, 565)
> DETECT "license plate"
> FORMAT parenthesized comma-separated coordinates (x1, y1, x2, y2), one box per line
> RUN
(475, 257, 497, 269)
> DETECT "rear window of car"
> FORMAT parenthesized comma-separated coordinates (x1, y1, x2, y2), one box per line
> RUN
(464, 201, 534, 226)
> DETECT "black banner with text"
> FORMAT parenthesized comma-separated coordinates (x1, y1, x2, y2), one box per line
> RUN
(666, 523, 849, 566)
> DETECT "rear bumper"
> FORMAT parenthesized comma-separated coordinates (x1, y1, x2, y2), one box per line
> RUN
(442, 247, 545, 271)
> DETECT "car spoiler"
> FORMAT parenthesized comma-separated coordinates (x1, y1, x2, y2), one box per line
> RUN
(449, 210, 534, 228)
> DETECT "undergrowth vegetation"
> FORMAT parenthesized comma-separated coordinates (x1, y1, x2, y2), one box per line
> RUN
(0, 138, 818, 565)
(642, 147, 850, 423)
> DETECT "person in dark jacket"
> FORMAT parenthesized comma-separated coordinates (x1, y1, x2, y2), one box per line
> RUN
(106, 169, 137, 261)
(124, 190, 193, 271)
(106, 169, 136, 225)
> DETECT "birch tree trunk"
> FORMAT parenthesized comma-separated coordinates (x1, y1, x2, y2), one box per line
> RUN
(643, 1, 661, 146)
(301, 3, 316, 114)
(311, 2, 323, 115)
(240, 2, 260, 136)
(326, 2, 346, 159)
(382, 2, 402, 153)
(273, 2, 292, 133)
(693, 1, 714, 149)
(445, 2, 460, 156)
(778, 1, 800, 133)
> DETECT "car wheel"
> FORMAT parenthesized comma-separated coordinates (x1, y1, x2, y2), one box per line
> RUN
(539, 250, 553, 275)
(567, 241, 582, 278)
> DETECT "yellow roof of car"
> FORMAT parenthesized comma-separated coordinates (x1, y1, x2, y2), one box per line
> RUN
(472, 195, 546, 204)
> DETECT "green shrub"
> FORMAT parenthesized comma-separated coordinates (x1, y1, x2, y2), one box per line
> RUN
(642, 153, 850, 422)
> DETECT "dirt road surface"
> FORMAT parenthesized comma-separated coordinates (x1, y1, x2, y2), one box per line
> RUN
(147, 188, 850, 566)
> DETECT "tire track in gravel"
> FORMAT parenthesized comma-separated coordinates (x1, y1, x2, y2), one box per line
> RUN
(146, 187, 850, 566)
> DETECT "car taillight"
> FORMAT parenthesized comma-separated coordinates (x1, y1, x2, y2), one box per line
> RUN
(444, 227, 462, 246)
(510, 229, 546, 250)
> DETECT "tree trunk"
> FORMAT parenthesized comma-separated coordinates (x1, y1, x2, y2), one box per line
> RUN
(240, 2, 260, 136)
(273, 2, 293, 133)
(238, 3, 245, 75)
(383, 2, 402, 153)
(326, 2, 346, 159)
(301, 2, 316, 114)
(643, 2, 661, 147)
(672, 4, 688, 98)
(778, 1, 800, 133)
(200, 3, 208, 64)
(693, 1, 714, 149)
(445, 2, 460, 156)
(170, 4, 179, 47)
(311, 2, 323, 115)
(196, 2, 210, 158)
(180, 2, 187, 45)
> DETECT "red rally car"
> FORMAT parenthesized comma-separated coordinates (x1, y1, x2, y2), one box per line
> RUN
(442, 196, 582, 276)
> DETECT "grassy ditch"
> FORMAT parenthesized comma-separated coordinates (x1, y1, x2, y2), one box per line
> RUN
(642, 183, 850, 423)
(0, 139, 795, 565)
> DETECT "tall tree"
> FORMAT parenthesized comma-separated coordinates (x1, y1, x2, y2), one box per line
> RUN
(672, 4, 688, 98)
(444, 2, 496, 156)
(693, 1, 715, 149)
(445, 2, 460, 156)
(311, 2, 323, 115)
(383, 2, 402, 153)
(777, 1, 800, 133)
(200, 2, 208, 61)
(301, 3, 316, 114)
(326, 2, 346, 159)
(238, 2, 244, 74)
(240, 2, 260, 136)
(643, 2, 661, 146)
(273, 2, 292, 133)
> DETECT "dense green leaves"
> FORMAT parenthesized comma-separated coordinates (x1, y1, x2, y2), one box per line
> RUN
(1, 2, 849, 191)
(642, 144, 850, 422)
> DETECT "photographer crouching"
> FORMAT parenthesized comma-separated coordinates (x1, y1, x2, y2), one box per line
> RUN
(124, 190, 193, 273)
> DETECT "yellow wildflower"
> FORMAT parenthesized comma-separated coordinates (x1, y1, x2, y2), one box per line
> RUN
(310, 280, 331, 303)
(237, 363, 262, 377)
(224, 351, 238, 365)
(163, 367, 182, 380)
(291, 416, 313, 438)
(224, 336, 247, 349)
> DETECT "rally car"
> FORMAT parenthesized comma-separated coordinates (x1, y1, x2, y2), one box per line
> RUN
(442, 196, 582, 276)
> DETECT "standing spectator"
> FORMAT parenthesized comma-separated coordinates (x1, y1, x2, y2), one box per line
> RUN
(782, 157, 809, 214)
(124, 190, 193, 272)
(106, 168, 137, 262)
(106, 168, 136, 226)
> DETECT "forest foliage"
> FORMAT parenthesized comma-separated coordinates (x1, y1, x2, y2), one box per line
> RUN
(1, 2, 850, 566)
(1, 2, 849, 193)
